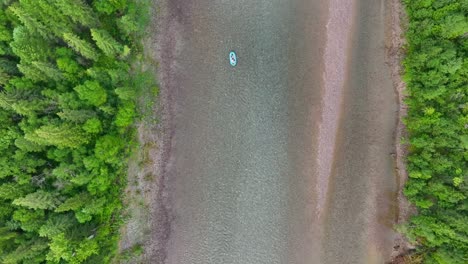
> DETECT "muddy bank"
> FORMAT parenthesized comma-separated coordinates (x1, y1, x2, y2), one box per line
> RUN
(118, 1, 174, 263)
(386, 0, 416, 261)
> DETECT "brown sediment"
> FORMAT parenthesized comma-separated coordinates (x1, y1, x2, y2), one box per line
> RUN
(320, 0, 399, 262)
(144, 1, 174, 263)
(118, 0, 180, 262)
(386, 0, 416, 261)
(316, 0, 356, 221)
(142, 0, 193, 262)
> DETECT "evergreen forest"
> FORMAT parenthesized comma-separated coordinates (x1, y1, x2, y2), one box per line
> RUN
(0, 0, 151, 262)
(402, 0, 467, 263)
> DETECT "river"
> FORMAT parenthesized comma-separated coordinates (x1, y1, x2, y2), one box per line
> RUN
(159, 0, 398, 263)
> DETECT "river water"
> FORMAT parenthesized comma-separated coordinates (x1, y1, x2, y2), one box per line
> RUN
(161, 0, 397, 263)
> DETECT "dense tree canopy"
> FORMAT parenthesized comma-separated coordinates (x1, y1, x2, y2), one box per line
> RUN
(0, 0, 150, 262)
(402, 0, 468, 263)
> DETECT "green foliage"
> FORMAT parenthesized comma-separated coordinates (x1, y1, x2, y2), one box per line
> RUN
(9, 2, 52, 39)
(31, 61, 63, 81)
(38, 214, 75, 238)
(74, 238, 100, 263)
(57, 109, 95, 123)
(91, 28, 123, 57)
(95, 135, 124, 165)
(402, 0, 468, 262)
(74, 80, 107, 106)
(13, 190, 60, 210)
(83, 117, 103, 134)
(93, 0, 128, 15)
(115, 101, 135, 128)
(115, 86, 136, 100)
(0, 183, 30, 200)
(12, 208, 45, 232)
(63, 32, 99, 60)
(26, 123, 89, 148)
(1, 238, 48, 264)
(117, 243, 144, 261)
(0, 0, 152, 263)
(54, 0, 98, 27)
(46, 233, 73, 262)
(10, 26, 51, 63)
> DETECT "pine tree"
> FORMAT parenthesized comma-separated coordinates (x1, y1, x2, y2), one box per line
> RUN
(38, 214, 74, 238)
(9, 3, 51, 39)
(63, 33, 99, 60)
(0, 9, 12, 43)
(25, 123, 89, 148)
(17, 63, 48, 82)
(36, 0, 72, 37)
(55, 193, 89, 213)
(1, 237, 48, 264)
(14, 137, 44, 152)
(0, 68, 9, 85)
(90, 28, 123, 57)
(31, 61, 63, 81)
(75, 196, 107, 223)
(11, 0, 72, 38)
(54, 0, 98, 27)
(0, 226, 17, 246)
(0, 89, 42, 115)
(11, 99, 41, 117)
(0, 58, 19, 76)
(57, 109, 95, 122)
(13, 190, 60, 210)
(10, 27, 51, 62)
(0, 183, 29, 200)
(0, 91, 16, 111)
